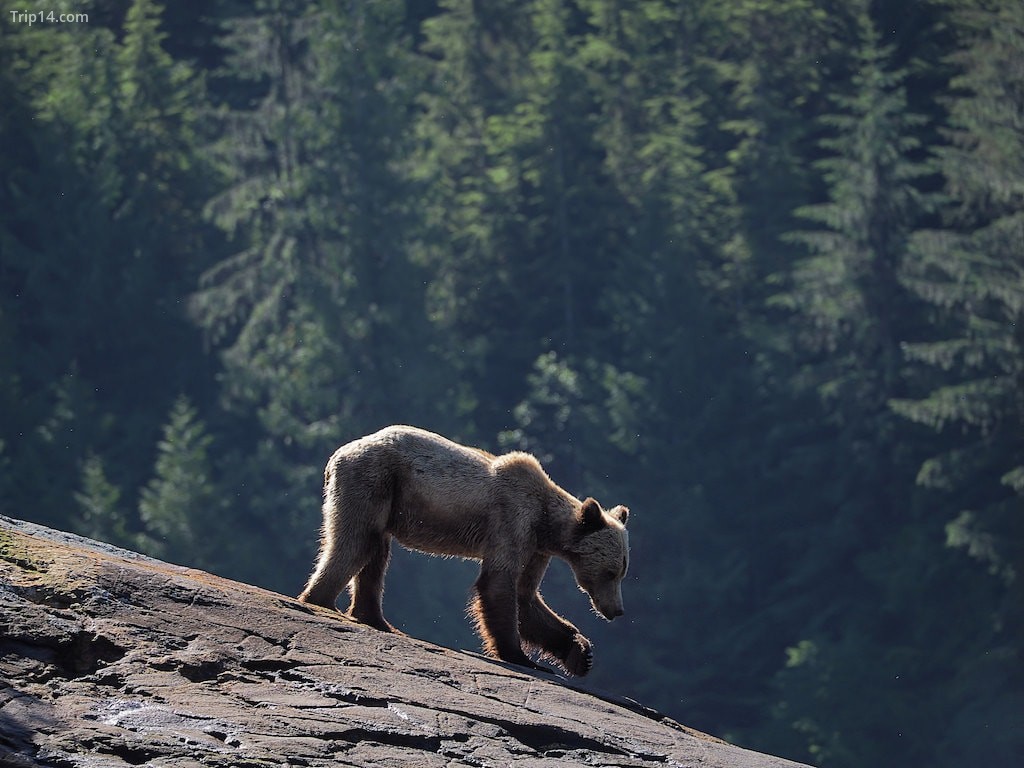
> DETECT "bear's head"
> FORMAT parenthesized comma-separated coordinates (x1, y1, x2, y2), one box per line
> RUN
(566, 497, 630, 621)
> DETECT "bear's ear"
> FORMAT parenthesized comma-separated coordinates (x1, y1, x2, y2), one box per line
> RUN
(579, 497, 605, 534)
(611, 505, 629, 525)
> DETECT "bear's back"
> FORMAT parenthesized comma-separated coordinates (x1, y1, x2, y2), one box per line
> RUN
(389, 426, 494, 499)
(392, 427, 500, 555)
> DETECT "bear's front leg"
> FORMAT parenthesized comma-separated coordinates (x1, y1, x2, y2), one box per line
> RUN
(471, 566, 542, 672)
(517, 554, 593, 676)
(520, 598, 592, 676)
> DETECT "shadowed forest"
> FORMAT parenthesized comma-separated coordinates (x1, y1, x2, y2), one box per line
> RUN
(1, 0, 1021, 765)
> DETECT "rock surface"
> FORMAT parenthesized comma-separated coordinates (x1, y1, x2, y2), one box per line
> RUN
(0, 516, 810, 767)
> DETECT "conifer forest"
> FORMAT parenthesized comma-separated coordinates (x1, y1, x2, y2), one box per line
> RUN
(1, 1, 1021, 765)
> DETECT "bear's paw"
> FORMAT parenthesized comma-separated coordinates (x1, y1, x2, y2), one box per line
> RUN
(562, 633, 593, 677)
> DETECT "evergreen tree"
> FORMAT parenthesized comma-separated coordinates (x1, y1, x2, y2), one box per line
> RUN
(192, 0, 438, 592)
(704, 0, 838, 308)
(754, 8, 980, 767)
(415, 0, 623, 440)
(775, 9, 929, 417)
(74, 454, 131, 546)
(197, 0, 434, 438)
(0, 0, 214, 529)
(892, 3, 1024, 763)
(562, 0, 787, 733)
(138, 397, 219, 568)
(414, 0, 525, 433)
(895, 0, 1024, 590)
(0, 6, 120, 522)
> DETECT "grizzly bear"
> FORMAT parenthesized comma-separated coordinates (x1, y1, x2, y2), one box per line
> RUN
(298, 425, 630, 677)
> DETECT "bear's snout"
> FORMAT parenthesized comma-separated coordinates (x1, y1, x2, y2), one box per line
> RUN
(585, 581, 625, 621)
(594, 599, 624, 621)
(601, 605, 623, 620)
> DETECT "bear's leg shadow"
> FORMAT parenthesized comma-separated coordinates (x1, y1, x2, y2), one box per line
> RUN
(517, 554, 593, 677)
(471, 565, 542, 671)
(348, 534, 398, 632)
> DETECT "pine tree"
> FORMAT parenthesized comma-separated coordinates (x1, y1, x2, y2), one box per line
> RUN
(74, 454, 131, 546)
(756, 7, 942, 765)
(0, 0, 215, 528)
(195, 0, 432, 443)
(192, 0, 317, 357)
(137, 397, 218, 568)
(0, 8, 120, 522)
(890, 4, 1024, 763)
(190, 0, 439, 593)
(894, 0, 1024, 589)
(415, 0, 624, 440)
(563, 0, 781, 731)
(414, 0, 525, 433)
(777, 9, 930, 418)
(705, 0, 837, 307)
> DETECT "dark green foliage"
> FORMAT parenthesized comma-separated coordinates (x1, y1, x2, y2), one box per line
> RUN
(0, 0, 218, 526)
(138, 396, 219, 568)
(1, 1, 1020, 766)
(891, 3, 1024, 762)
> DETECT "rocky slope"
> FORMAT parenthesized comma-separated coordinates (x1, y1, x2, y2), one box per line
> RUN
(0, 515, 810, 767)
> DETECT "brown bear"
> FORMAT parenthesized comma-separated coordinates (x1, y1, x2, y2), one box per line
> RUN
(298, 425, 630, 676)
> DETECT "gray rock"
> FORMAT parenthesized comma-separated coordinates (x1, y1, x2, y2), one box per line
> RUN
(0, 515, 811, 767)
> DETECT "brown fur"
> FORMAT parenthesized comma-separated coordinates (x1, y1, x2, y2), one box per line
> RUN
(298, 425, 630, 676)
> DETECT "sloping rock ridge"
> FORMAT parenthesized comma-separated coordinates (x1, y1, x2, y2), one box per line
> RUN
(0, 515, 811, 767)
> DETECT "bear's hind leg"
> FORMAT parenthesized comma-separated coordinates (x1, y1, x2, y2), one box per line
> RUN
(349, 534, 399, 633)
(471, 566, 542, 671)
(298, 539, 355, 609)
(517, 554, 593, 677)
(299, 523, 378, 611)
